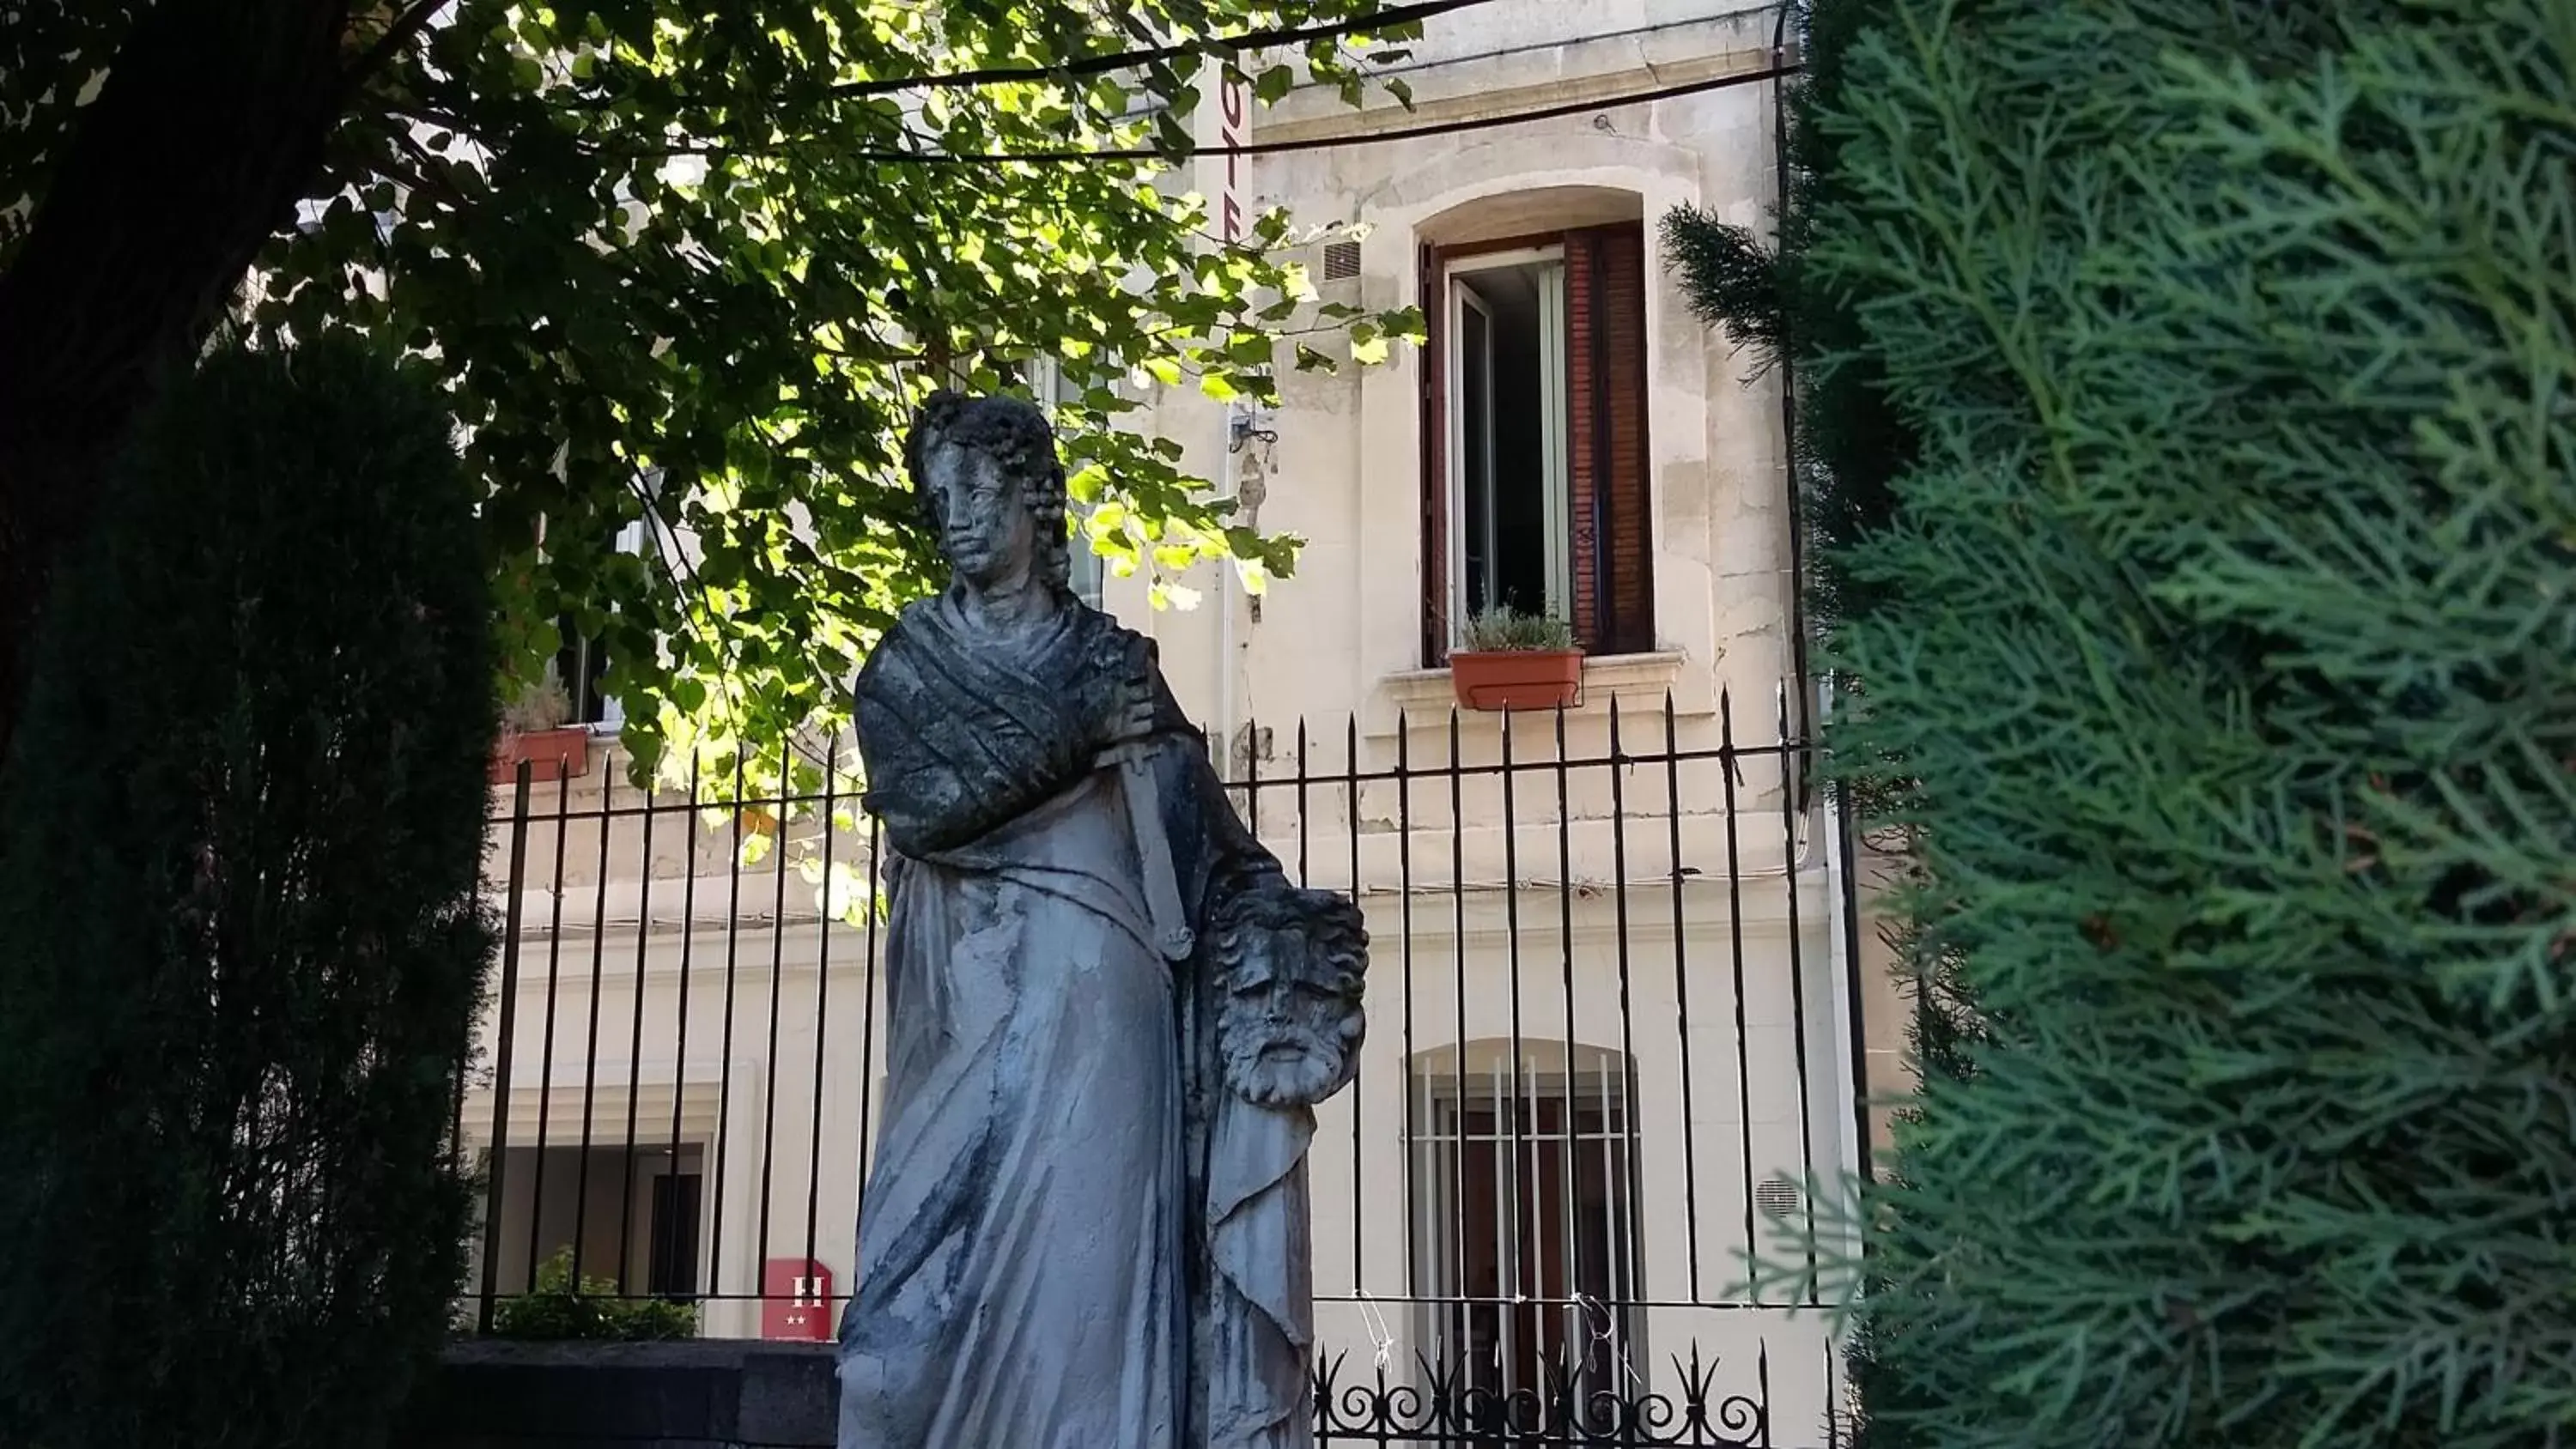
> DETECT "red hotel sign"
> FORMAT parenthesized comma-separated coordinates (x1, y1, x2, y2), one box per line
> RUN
(1218, 76, 1249, 243)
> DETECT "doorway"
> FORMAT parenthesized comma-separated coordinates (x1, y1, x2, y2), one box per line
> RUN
(647, 1168, 703, 1301)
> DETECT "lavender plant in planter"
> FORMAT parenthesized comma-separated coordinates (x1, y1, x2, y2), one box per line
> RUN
(492, 670, 590, 783)
(1449, 606, 1583, 712)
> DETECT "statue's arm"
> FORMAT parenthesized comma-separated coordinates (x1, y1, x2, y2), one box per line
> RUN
(1087, 613, 1284, 901)
(861, 610, 1138, 858)
(855, 690, 974, 859)
(1153, 676, 1285, 903)
(854, 640, 1075, 857)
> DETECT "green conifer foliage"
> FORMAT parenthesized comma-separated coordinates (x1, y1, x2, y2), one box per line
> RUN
(0, 339, 495, 1448)
(1814, 3, 2576, 1445)
(1663, 11, 1961, 1440)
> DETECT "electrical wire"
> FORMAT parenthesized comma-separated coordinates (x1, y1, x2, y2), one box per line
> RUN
(827, 0, 1513, 98)
(714, 63, 1795, 165)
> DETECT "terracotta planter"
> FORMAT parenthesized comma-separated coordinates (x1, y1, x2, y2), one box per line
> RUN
(492, 726, 592, 785)
(1449, 649, 1584, 712)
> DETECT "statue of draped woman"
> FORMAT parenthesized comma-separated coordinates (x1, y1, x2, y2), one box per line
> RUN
(836, 391, 1366, 1449)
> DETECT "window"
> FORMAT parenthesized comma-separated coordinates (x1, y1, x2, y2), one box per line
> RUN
(1067, 510, 1106, 609)
(1447, 247, 1573, 625)
(1420, 223, 1654, 664)
(1410, 1041, 1641, 1425)
(481, 1143, 701, 1307)
(555, 624, 615, 727)
(1025, 357, 1107, 609)
(550, 472, 666, 731)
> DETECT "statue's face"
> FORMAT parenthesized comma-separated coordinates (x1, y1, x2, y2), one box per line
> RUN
(1219, 926, 1364, 1106)
(924, 440, 1035, 590)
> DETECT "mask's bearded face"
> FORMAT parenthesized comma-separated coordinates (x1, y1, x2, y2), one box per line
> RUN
(1218, 925, 1364, 1107)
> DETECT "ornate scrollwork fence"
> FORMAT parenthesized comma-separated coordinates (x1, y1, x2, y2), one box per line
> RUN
(1314, 1349, 1770, 1446)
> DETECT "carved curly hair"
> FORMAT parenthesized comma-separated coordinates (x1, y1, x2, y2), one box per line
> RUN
(903, 390, 1073, 593)
(1212, 883, 1369, 998)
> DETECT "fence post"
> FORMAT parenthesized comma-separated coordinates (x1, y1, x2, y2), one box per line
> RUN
(1834, 772, 1874, 1186)
(476, 761, 535, 1334)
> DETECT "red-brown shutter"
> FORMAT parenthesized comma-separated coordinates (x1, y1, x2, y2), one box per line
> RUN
(1419, 243, 1450, 666)
(1564, 237, 1599, 646)
(1564, 222, 1654, 655)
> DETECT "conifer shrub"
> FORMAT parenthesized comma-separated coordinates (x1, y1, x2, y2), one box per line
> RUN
(1810, 3, 2576, 1446)
(0, 338, 496, 1448)
(1665, 9, 1961, 1440)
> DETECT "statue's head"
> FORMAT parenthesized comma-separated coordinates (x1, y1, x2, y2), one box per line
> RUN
(904, 390, 1072, 595)
(1212, 884, 1368, 1107)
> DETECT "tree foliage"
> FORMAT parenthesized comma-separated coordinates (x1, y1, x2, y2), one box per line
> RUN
(0, 338, 495, 1448)
(1806, 2, 2576, 1445)
(0, 0, 1428, 797)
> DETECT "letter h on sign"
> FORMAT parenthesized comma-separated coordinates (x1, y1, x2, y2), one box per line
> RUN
(761, 1257, 834, 1341)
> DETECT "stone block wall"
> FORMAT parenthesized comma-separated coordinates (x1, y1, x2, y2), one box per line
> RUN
(405, 1341, 835, 1449)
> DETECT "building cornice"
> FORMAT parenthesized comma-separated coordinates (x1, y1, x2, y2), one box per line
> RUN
(1256, 41, 1782, 149)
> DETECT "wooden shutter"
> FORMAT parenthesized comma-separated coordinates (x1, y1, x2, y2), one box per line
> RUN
(1419, 242, 1450, 666)
(1564, 223, 1654, 655)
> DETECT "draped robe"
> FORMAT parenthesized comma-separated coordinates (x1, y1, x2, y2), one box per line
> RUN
(1205, 1096, 1318, 1449)
(836, 591, 1287, 1449)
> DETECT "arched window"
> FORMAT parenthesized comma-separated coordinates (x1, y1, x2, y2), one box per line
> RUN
(1415, 188, 1655, 665)
(1407, 1038, 1641, 1421)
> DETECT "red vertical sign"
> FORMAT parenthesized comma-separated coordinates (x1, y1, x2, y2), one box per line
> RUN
(1218, 76, 1249, 243)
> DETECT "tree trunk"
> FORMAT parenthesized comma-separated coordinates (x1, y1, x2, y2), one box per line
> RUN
(0, 0, 356, 768)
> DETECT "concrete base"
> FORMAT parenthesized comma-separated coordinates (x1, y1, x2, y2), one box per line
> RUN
(407, 1339, 837, 1449)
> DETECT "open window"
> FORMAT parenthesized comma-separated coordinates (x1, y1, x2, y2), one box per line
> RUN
(554, 622, 614, 728)
(478, 1141, 705, 1313)
(1447, 248, 1572, 625)
(1420, 221, 1654, 665)
(550, 474, 665, 731)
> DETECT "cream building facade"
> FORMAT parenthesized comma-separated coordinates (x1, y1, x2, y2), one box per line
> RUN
(466, 3, 1908, 1440)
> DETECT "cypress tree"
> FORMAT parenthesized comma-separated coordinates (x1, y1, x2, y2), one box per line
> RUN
(1813, 2, 2576, 1445)
(0, 338, 496, 1448)
(1663, 9, 1964, 1440)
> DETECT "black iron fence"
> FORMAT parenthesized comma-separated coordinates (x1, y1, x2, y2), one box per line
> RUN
(465, 691, 1874, 1446)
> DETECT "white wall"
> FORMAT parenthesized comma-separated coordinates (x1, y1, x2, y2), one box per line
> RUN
(1121, 2, 1796, 788)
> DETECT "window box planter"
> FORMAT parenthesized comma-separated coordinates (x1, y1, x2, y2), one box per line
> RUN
(1449, 647, 1584, 712)
(492, 726, 592, 785)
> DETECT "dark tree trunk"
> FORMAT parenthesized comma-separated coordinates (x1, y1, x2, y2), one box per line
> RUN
(0, 0, 357, 767)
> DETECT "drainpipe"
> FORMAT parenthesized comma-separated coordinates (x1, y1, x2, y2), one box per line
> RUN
(1217, 401, 1242, 777)
(1816, 675, 1870, 1193)
(1772, 0, 1814, 741)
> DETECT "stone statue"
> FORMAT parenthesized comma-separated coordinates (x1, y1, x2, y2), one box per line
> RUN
(836, 391, 1368, 1449)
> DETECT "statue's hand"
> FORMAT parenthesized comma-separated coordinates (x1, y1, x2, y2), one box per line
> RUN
(1099, 670, 1157, 753)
